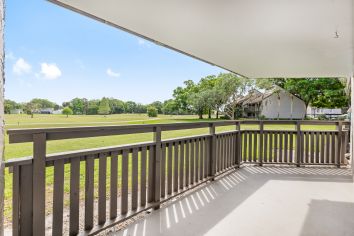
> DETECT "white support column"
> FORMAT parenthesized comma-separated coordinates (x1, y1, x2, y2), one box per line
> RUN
(351, 76, 354, 178)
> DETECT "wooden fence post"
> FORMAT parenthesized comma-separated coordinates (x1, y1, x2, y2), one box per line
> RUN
(32, 133, 46, 236)
(209, 123, 216, 180)
(12, 164, 33, 236)
(337, 122, 343, 168)
(236, 122, 241, 167)
(153, 126, 161, 209)
(296, 122, 301, 167)
(259, 121, 264, 166)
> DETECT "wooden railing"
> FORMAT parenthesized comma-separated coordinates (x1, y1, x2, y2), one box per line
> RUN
(5, 120, 350, 236)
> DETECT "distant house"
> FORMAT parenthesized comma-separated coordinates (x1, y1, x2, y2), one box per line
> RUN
(10, 109, 23, 114)
(306, 106, 343, 119)
(40, 108, 54, 114)
(52, 109, 63, 115)
(240, 88, 306, 119)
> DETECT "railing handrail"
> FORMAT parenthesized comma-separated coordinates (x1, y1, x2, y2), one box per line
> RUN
(5, 127, 349, 168)
(7, 120, 349, 143)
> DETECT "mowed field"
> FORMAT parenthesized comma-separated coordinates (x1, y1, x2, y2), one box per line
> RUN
(3, 114, 336, 223)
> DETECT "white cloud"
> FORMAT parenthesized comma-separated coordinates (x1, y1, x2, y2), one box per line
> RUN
(13, 58, 32, 75)
(137, 38, 151, 47)
(6, 52, 16, 61)
(40, 63, 62, 80)
(106, 68, 120, 78)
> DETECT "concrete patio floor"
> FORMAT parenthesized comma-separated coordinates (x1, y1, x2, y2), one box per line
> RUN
(108, 166, 354, 236)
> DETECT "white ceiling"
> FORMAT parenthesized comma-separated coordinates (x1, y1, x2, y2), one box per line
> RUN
(50, 0, 354, 78)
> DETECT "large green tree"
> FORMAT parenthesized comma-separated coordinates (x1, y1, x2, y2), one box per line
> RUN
(173, 80, 198, 114)
(98, 98, 111, 115)
(283, 78, 348, 109)
(187, 90, 210, 119)
(4, 99, 22, 114)
(218, 74, 254, 119)
(87, 99, 100, 115)
(149, 101, 163, 114)
(62, 107, 73, 117)
(30, 98, 57, 108)
(24, 102, 40, 118)
(162, 99, 178, 115)
(125, 101, 137, 113)
(68, 98, 88, 115)
(198, 75, 218, 118)
(108, 98, 125, 114)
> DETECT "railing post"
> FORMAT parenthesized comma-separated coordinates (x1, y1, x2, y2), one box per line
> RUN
(259, 121, 264, 166)
(337, 122, 343, 168)
(235, 121, 241, 167)
(153, 126, 161, 209)
(209, 123, 216, 180)
(14, 164, 33, 236)
(32, 133, 46, 236)
(296, 121, 301, 167)
(12, 166, 19, 236)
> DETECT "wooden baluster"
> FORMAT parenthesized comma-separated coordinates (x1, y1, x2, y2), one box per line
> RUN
(85, 154, 94, 230)
(259, 121, 264, 166)
(140, 147, 147, 206)
(33, 133, 46, 236)
(132, 148, 139, 210)
(70, 157, 80, 233)
(296, 122, 301, 166)
(52, 159, 64, 236)
(98, 153, 107, 225)
(167, 144, 173, 195)
(110, 152, 118, 219)
(121, 149, 129, 214)
(161, 144, 166, 198)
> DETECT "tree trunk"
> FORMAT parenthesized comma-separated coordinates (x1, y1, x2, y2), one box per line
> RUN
(198, 111, 203, 119)
(305, 103, 309, 119)
(208, 109, 211, 119)
(216, 110, 219, 119)
(0, 1, 4, 234)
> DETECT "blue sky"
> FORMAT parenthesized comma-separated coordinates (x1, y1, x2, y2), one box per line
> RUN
(5, 0, 225, 105)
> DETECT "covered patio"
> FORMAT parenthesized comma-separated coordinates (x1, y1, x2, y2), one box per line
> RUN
(2, 0, 354, 235)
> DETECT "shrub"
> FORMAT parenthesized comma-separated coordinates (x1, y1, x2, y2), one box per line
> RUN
(317, 114, 328, 120)
(337, 114, 347, 120)
(62, 107, 73, 117)
(304, 115, 314, 120)
(258, 115, 266, 120)
(147, 106, 158, 117)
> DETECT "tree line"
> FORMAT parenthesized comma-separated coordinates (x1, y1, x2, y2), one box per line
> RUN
(5, 74, 349, 119)
(170, 74, 348, 119)
(5, 97, 166, 116)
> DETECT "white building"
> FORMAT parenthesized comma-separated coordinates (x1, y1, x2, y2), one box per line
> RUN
(39, 108, 54, 114)
(52, 109, 63, 115)
(241, 88, 306, 119)
(10, 109, 23, 114)
(306, 106, 343, 119)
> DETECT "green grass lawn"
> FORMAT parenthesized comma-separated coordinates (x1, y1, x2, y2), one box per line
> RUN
(3, 114, 337, 224)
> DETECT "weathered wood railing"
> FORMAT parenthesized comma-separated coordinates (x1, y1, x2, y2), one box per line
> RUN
(5, 120, 350, 235)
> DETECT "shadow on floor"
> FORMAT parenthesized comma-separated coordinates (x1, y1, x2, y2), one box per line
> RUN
(108, 166, 353, 236)
(300, 200, 354, 236)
